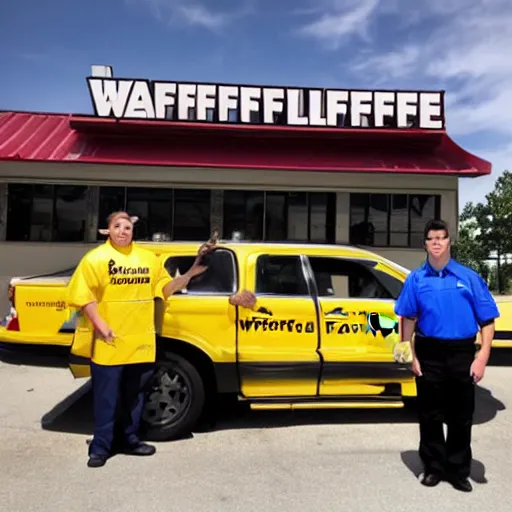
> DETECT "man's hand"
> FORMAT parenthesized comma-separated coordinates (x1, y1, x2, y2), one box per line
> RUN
(187, 238, 218, 279)
(471, 357, 486, 384)
(411, 357, 422, 377)
(198, 238, 217, 257)
(96, 322, 116, 346)
(163, 237, 218, 300)
(473, 321, 493, 384)
(82, 302, 115, 346)
(393, 340, 412, 364)
(229, 290, 257, 309)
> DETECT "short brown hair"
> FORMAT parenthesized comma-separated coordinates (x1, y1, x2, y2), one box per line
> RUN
(423, 219, 449, 240)
(107, 211, 133, 226)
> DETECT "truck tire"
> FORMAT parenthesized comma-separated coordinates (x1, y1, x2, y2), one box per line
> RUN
(141, 352, 206, 441)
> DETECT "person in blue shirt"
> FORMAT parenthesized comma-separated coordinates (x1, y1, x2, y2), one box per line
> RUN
(395, 219, 499, 493)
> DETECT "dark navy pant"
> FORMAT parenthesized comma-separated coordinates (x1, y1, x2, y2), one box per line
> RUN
(414, 336, 476, 479)
(89, 362, 155, 457)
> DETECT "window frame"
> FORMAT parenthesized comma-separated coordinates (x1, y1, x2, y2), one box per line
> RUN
(348, 192, 441, 248)
(163, 248, 238, 296)
(223, 191, 336, 244)
(304, 255, 404, 301)
(6, 184, 88, 243)
(172, 188, 212, 242)
(98, 186, 212, 242)
(253, 254, 313, 298)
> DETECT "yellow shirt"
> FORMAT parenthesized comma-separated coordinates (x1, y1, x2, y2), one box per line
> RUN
(66, 239, 172, 366)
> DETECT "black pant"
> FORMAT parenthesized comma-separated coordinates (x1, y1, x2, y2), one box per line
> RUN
(414, 336, 476, 479)
(89, 362, 155, 457)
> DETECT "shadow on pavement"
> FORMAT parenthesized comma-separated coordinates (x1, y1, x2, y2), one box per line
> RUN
(473, 386, 506, 424)
(3, 342, 508, 437)
(41, 380, 93, 435)
(203, 385, 504, 432)
(401, 450, 488, 484)
(41, 382, 506, 438)
(0, 344, 70, 368)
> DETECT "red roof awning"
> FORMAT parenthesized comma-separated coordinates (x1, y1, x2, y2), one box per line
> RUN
(0, 111, 491, 176)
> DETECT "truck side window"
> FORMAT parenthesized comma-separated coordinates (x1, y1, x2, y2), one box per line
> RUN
(255, 255, 309, 296)
(307, 256, 403, 300)
(164, 249, 237, 295)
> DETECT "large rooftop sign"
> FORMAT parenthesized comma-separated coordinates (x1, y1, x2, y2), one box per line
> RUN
(87, 72, 445, 130)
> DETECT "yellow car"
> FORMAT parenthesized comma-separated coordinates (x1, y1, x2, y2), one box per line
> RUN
(1, 241, 510, 441)
(489, 296, 512, 349)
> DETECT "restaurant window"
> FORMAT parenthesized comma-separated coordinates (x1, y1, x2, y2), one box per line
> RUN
(7, 184, 87, 242)
(349, 194, 388, 246)
(98, 186, 126, 237)
(389, 194, 409, 247)
(54, 186, 88, 241)
(287, 192, 308, 241)
(96, 187, 126, 240)
(97, 187, 210, 241)
(223, 191, 265, 241)
(223, 191, 335, 243)
(30, 185, 53, 241)
(126, 187, 173, 241)
(265, 192, 287, 241)
(173, 189, 211, 241)
(310, 192, 336, 242)
(349, 193, 441, 248)
(410, 194, 439, 248)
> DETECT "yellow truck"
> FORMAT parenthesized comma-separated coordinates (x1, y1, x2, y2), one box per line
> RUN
(1, 241, 510, 440)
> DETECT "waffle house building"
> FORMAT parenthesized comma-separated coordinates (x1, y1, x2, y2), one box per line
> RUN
(0, 66, 492, 311)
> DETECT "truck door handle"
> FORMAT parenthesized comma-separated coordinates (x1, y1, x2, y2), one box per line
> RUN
(256, 306, 273, 316)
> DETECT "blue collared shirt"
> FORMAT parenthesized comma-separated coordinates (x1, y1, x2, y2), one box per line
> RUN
(395, 259, 499, 340)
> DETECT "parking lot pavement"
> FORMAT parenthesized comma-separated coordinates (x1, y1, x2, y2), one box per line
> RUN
(1, 351, 512, 512)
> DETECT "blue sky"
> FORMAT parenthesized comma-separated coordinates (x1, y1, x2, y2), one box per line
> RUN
(1, 0, 511, 211)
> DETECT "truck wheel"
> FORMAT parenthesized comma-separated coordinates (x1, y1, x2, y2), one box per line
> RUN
(141, 352, 205, 441)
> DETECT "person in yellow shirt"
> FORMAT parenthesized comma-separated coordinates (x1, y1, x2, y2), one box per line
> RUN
(66, 211, 214, 468)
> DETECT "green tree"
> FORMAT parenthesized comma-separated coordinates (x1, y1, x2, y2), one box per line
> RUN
(452, 205, 490, 281)
(456, 170, 512, 293)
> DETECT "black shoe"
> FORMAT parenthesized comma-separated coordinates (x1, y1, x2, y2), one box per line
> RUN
(420, 473, 442, 487)
(450, 477, 473, 492)
(123, 442, 156, 456)
(87, 454, 108, 468)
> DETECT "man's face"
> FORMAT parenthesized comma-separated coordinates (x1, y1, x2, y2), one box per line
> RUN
(425, 229, 450, 258)
(109, 217, 133, 247)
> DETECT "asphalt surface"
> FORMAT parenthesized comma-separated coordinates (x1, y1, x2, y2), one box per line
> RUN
(1, 348, 512, 512)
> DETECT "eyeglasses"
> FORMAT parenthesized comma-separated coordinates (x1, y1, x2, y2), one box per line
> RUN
(425, 236, 449, 242)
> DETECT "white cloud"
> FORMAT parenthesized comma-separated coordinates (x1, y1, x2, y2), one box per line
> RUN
(446, 89, 512, 136)
(130, 0, 246, 30)
(298, 0, 380, 48)
(346, 0, 512, 140)
(178, 5, 226, 29)
(351, 45, 420, 80)
(296, 0, 512, 206)
(386, 0, 485, 21)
